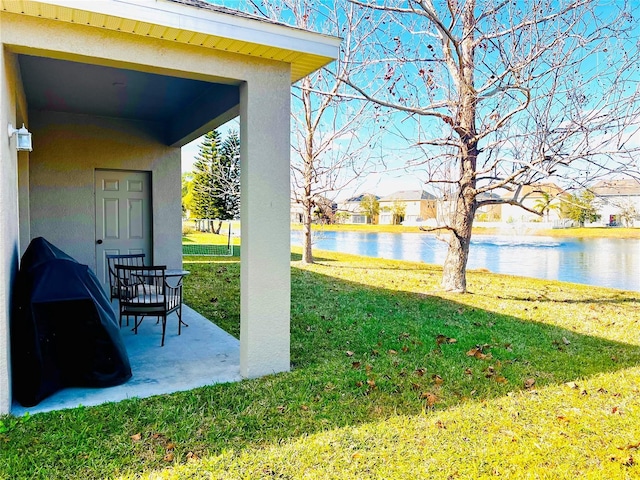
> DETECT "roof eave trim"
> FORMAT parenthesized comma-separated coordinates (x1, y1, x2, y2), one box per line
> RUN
(12, 0, 340, 80)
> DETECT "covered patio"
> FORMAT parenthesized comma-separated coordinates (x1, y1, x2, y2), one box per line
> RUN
(0, 0, 340, 415)
(11, 303, 238, 416)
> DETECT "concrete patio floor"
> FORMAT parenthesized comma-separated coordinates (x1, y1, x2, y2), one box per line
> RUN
(11, 303, 241, 416)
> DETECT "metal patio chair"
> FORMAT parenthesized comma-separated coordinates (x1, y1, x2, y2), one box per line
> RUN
(114, 265, 186, 347)
(106, 253, 146, 302)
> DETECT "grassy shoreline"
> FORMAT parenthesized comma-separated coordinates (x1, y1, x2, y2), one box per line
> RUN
(291, 223, 640, 238)
(2, 250, 639, 479)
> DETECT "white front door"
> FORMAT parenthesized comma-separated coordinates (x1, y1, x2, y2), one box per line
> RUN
(95, 170, 152, 293)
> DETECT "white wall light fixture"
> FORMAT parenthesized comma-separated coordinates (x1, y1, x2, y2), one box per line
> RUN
(8, 123, 32, 151)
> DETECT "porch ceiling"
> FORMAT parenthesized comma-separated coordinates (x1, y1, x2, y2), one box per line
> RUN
(19, 54, 238, 146)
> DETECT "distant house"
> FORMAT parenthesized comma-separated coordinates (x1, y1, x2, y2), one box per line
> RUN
(336, 193, 379, 224)
(378, 190, 437, 225)
(474, 192, 503, 222)
(500, 183, 566, 224)
(290, 196, 336, 224)
(590, 179, 640, 226)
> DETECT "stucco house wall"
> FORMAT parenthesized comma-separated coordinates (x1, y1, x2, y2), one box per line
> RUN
(28, 111, 182, 270)
(501, 184, 564, 224)
(0, 43, 25, 416)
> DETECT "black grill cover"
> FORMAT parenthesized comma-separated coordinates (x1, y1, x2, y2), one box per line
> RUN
(11, 237, 132, 407)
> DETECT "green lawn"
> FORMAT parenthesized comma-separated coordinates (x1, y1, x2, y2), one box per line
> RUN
(1, 249, 640, 479)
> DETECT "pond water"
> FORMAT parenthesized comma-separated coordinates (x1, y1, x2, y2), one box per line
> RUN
(291, 230, 640, 292)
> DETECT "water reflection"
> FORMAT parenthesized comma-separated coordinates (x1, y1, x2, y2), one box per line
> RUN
(292, 231, 640, 291)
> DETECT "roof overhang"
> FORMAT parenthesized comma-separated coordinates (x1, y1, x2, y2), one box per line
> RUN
(0, 0, 341, 83)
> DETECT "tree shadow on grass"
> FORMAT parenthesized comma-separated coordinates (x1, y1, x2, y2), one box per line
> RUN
(5, 259, 640, 479)
(178, 261, 640, 454)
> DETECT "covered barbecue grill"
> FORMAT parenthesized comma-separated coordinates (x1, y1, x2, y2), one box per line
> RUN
(11, 237, 131, 407)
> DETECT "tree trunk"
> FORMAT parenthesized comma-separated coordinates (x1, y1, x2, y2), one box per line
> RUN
(441, 0, 478, 293)
(301, 75, 315, 265)
(302, 201, 313, 264)
(441, 186, 476, 292)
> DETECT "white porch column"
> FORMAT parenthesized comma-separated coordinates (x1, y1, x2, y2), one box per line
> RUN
(239, 67, 291, 378)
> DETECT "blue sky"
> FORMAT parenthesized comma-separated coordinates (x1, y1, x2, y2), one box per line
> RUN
(183, 0, 640, 200)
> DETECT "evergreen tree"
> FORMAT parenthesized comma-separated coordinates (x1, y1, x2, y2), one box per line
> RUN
(192, 130, 222, 220)
(190, 129, 241, 222)
(216, 130, 240, 220)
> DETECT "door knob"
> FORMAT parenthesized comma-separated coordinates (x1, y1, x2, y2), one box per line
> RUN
(96, 239, 103, 245)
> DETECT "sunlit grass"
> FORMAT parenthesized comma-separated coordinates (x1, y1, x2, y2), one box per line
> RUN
(182, 231, 241, 245)
(1, 249, 639, 479)
(136, 366, 640, 479)
(535, 226, 640, 239)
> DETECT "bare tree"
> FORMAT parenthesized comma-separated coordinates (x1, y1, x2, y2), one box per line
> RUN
(341, 0, 640, 292)
(263, 0, 386, 264)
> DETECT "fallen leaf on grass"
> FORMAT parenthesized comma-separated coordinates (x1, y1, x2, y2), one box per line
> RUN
(130, 433, 142, 442)
(420, 392, 438, 406)
(415, 368, 426, 376)
(618, 442, 640, 451)
(163, 452, 175, 462)
(186, 451, 200, 462)
(352, 361, 361, 369)
(432, 374, 444, 385)
(495, 376, 508, 384)
(345, 351, 354, 357)
(388, 349, 397, 355)
(436, 334, 457, 345)
(564, 381, 579, 389)
(562, 337, 571, 345)
(524, 378, 536, 389)
(466, 345, 492, 360)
